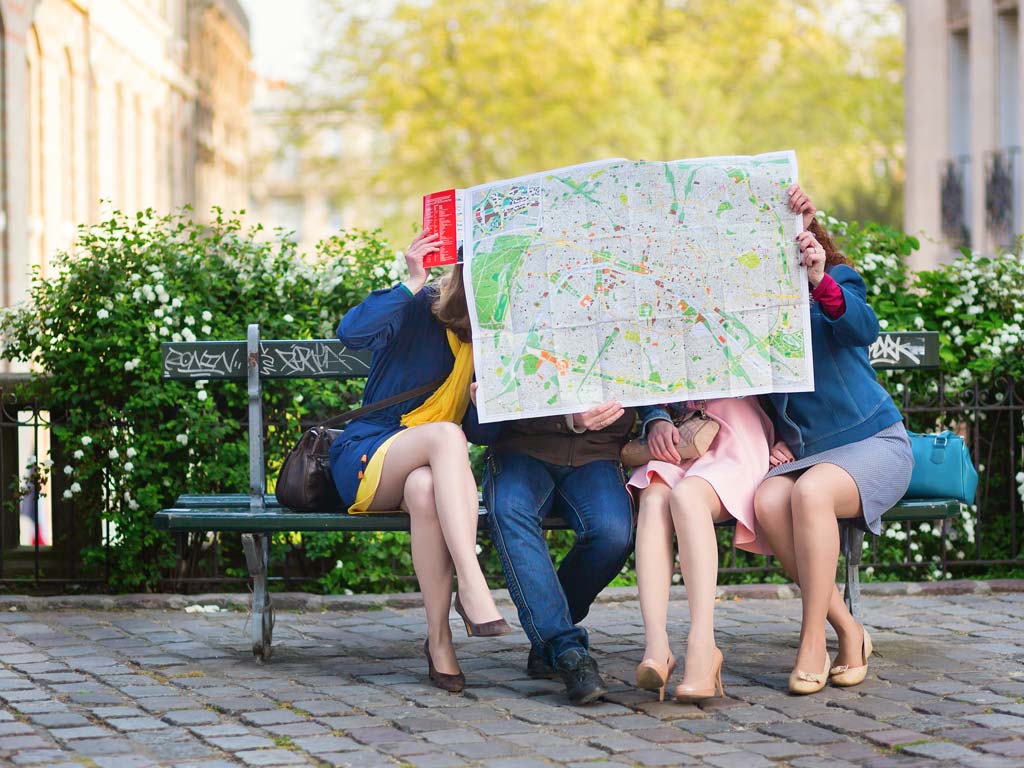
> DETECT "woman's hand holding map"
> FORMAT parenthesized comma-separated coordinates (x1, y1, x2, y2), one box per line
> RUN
(402, 231, 440, 295)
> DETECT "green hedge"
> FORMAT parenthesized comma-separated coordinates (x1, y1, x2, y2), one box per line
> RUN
(0, 209, 1020, 592)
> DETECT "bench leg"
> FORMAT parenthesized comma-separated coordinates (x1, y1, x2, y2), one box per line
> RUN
(841, 525, 865, 622)
(242, 533, 274, 663)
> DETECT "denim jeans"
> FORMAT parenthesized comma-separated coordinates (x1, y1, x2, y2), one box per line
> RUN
(482, 451, 635, 667)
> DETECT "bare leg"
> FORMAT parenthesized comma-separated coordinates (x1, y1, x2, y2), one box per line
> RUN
(369, 422, 502, 624)
(635, 480, 674, 665)
(787, 464, 863, 673)
(401, 467, 458, 675)
(670, 476, 730, 688)
(754, 475, 863, 668)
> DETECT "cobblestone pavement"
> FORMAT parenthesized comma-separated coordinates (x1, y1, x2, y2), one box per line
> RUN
(2, 588, 1024, 768)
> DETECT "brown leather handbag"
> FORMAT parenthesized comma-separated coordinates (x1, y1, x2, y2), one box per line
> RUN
(620, 402, 720, 468)
(276, 377, 445, 511)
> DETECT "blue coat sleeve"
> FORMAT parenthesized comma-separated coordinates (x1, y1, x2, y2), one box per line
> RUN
(462, 401, 504, 445)
(637, 404, 673, 438)
(337, 284, 416, 351)
(821, 266, 880, 348)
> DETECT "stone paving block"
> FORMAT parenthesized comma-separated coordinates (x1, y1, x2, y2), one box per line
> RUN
(0, 720, 37, 736)
(62, 737, 138, 756)
(703, 751, 777, 768)
(161, 709, 222, 726)
(92, 756, 159, 768)
(608, 749, 690, 766)
(50, 725, 115, 740)
(399, 753, 467, 768)
(979, 740, 1024, 757)
(743, 740, 820, 758)
(759, 721, 847, 744)
(290, 734, 361, 753)
(234, 749, 308, 766)
(10, 748, 75, 764)
(967, 713, 1024, 729)
(900, 740, 982, 760)
(862, 729, 932, 747)
(263, 721, 331, 737)
(106, 716, 170, 731)
(206, 734, 277, 751)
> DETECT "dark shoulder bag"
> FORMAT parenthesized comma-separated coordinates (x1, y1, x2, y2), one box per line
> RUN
(276, 377, 446, 512)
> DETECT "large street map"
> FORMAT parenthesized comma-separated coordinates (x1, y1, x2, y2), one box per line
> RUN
(460, 150, 813, 423)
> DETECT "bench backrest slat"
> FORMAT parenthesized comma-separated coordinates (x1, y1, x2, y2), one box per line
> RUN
(162, 340, 372, 380)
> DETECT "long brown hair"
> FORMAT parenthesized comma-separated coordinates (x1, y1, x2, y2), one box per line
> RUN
(808, 217, 853, 268)
(431, 264, 472, 342)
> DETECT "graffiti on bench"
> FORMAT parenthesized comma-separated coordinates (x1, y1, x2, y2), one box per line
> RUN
(163, 341, 372, 379)
(868, 332, 939, 370)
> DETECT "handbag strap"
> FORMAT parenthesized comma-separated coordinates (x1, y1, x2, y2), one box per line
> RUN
(318, 376, 449, 430)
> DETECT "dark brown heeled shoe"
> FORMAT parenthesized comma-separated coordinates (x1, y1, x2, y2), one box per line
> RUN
(424, 639, 466, 693)
(453, 594, 513, 637)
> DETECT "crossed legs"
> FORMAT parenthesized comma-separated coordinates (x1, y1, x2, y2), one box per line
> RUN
(369, 422, 502, 675)
(754, 463, 865, 674)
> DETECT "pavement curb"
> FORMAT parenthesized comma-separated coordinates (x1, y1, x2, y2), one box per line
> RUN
(0, 578, 1020, 612)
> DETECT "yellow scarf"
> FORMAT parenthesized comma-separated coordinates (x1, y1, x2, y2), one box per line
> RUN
(400, 329, 474, 427)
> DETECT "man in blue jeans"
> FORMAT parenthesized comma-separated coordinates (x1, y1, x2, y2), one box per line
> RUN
(466, 394, 667, 704)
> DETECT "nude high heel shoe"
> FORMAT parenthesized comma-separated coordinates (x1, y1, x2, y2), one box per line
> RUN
(674, 647, 725, 703)
(635, 654, 676, 702)
(830, 626, 873, 687)
(788, 652, 831, 695)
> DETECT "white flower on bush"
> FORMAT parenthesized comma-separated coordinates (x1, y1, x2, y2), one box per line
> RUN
(176, 433, 188, 446)
(97, 309, 109, 320)
(127, 499, 139, 511)
(62, 489, 73, 499)
(197, 390, 208, 402)
(154, 307, 164, 318)
(201, 324, 212, 335)
(81, 436, 92, 446)
(184, 315, 195, 326)
(283, 314, 294, 323)
(171, 332, 182, 343)
(73, 449, 84, 460)
(159, 326, 169, 337)
(171, 297, 182, 309)
(182, 328, 196, 342)
(202, 310, 212, 322)
(124, 358, 140, 372)
(70, 482, 81, 494)
(63, 465, 73, 476)
(124, 462, 134, 473)
(108, 448, 119, 460)
(127, 447, 137, 458)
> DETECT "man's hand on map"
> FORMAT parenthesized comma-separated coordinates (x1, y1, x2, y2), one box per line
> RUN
(647, 419, 682, 464)
(796, 230, 826, 288)
(403, 231, 440, 294)
(769, 440, 795, 467)
(788, 184, 816, 229)
(572, 401, 624, 432)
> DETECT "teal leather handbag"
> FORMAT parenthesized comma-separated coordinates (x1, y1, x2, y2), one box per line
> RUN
(905, 430, 978, 504)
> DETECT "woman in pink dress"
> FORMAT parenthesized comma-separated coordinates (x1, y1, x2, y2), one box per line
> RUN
(628, 398, 773, 702)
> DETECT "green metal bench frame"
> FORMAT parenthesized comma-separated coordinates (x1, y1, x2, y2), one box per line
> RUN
(156, 326, 958, 661)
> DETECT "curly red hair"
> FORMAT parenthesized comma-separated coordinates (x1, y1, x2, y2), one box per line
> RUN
(807, 218, 852, 268)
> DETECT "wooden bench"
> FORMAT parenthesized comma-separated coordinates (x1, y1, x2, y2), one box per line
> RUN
(156, 325, 960, 661)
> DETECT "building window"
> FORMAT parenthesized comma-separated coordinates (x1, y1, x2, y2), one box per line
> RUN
(990, 9, 1021, 247)
(943, 28, 971, 247)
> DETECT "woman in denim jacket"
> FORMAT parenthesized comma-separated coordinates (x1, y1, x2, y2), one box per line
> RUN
(754, 187, 913, 694)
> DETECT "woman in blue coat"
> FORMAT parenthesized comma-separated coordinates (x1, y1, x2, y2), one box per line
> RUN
(754, 187, 913, 695)
(330, 232, 510, 692)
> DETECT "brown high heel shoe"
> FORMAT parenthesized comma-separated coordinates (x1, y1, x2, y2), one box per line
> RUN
(453, 594, 512, 637)
(674, 647, 725, 703)
(635, 655, 676, 702)
(788, 652, 831, 695)
(424, 639, 465, 693)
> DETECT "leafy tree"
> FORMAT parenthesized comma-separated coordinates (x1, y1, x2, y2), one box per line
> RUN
(305, 0, 903, 241)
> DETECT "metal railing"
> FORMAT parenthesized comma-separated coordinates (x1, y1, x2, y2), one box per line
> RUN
(942, 155, 972, 248)
(1, 373, 1021, 591)
(986, 146, 1021, 249)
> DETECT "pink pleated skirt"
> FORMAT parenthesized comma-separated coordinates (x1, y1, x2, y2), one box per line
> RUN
(627, 398, 774, 554)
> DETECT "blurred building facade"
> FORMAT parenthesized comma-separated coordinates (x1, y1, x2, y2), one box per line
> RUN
(905, 0, 1021, 267)
(0, 0, 252, 307)
(248, 77, 380, 254)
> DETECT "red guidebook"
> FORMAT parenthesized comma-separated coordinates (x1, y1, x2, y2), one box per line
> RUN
(422, 189, 464, 267)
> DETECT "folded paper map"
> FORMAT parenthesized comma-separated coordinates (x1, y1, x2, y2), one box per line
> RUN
(431, 150, 813, 423)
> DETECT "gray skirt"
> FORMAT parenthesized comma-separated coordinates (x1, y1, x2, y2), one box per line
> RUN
(764, 422, 913, 535)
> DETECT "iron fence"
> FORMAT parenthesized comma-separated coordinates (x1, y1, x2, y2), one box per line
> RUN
(1, 372, 1021, 592)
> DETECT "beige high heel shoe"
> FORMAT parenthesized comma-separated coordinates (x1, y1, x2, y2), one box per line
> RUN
(674, 647, 725, 703)
(788, 652, 831, 695)
(830, 626, 873, 687)
(635, 655, 676, 702)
